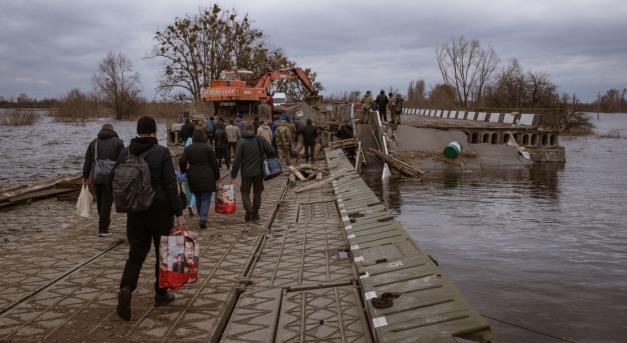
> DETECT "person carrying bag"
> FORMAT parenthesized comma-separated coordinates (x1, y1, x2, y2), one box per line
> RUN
(81, 123, 124, 237)
(230, 123, 275, 222)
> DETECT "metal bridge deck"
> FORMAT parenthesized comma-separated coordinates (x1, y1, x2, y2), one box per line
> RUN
(0, 149, 494, 342)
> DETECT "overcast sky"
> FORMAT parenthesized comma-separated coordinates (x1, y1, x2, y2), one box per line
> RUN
(1, 0, 625, 103)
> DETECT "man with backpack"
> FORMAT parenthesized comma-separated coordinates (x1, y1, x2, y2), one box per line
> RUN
(81, 123, 124, 237)
(114, 116, 185, 322)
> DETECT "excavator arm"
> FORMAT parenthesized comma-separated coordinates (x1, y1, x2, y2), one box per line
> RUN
(254, 67, 318, 95)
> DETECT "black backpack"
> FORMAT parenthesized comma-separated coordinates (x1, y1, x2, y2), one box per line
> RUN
(112, 146, 157, 213)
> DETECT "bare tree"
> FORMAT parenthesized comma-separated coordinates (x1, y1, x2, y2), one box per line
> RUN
(483, 59, 558, 109)
(148, 4, 288, 103)
(435, 35, 499, 107)
(406, 80, 425, 107)
(92, 52, 142, 120)
(428, 84, 457, 108)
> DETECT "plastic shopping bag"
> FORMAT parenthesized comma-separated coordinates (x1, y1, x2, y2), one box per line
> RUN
(76, 184, 93, 218)
(159, 226, 199, 290)
(215, 181, 236, 214)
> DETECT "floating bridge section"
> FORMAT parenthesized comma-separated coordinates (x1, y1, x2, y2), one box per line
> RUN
(327, 149, 495, 342)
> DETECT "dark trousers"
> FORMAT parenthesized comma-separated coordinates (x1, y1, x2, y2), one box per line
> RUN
(379, 108, 388, 122)
(94, 183, 113, 231)
(120, 199, 174, 294)
(304, 144, 315, 163)
(216, 147, 229, 168)
(227, 142, 237, 164)
(240, 174, 264, 214)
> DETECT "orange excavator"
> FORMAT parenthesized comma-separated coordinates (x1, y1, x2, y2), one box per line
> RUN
(201, 67, 320, 116)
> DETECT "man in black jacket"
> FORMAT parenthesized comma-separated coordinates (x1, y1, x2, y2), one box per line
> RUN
(375, 90, 389, 122)
(180, 118, 195, 144)
(116, 116, 186, 321)
(301, 119, 317, 163)
(82, 123, 124, 237)
(230, 123, 275, 222)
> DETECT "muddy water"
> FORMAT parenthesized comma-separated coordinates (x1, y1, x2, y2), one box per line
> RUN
(0, 113, 168, 188)
(1, 112, 626, 342)
(362, 113, 627, 343)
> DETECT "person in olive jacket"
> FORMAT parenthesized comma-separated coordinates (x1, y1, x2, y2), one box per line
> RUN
(179, 129, 220, 228)
(230, 123, 275, 222)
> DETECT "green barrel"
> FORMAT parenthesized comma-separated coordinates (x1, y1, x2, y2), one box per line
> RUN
(443, 141, 463, 158)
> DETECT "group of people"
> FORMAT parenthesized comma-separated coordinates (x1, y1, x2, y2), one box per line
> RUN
(81, 112, 317, 322)
(359, 90, 403, 124)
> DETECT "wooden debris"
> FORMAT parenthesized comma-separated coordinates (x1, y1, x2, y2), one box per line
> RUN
(295, 175, 342, 194)
(289, 173, 297, 187)
(328, 137, 358, 149)
(288, 166, 306, 181)
(369, 149, 427, 178)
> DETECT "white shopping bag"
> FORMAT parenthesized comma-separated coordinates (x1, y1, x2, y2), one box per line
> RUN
(76, 184, 93, 218)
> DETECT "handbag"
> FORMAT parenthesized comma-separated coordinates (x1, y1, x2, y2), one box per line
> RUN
(256, 137, 283, 181)
(76, 184, 93, 218)
(93, 139, 116, 184)
(215, 181, 236, 214)
(159, 226, 199, 290)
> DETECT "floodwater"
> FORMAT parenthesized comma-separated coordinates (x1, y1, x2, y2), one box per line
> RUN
(362, 113, 627, 343)
(1, 112, 626, 342)
(0, 113, 168, 188)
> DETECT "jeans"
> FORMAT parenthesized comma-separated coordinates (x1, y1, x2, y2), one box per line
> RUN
(94, 183, 113, 230)
(304, 144, 315, 163)
(240, 175, 264, 214)
(194, 192, 213, 222)
(120, 199, 174, 293)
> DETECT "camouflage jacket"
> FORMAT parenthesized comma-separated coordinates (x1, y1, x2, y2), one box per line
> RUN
(225, 124, 241, 143)
(275, 122, 293, 147)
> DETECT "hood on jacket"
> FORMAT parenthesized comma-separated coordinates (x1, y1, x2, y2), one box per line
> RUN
(97, 128, 119, 140)
(192, 129, 206, 143)
(241, 130, 256, 139)
(129, 137, 158, 156)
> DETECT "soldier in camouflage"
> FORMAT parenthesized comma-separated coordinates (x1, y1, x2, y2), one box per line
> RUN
(274, 120, 293, 166)
(360, 91, 373, 124)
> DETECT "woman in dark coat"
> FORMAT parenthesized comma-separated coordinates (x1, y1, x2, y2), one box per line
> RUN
(179, 130, 220, 228)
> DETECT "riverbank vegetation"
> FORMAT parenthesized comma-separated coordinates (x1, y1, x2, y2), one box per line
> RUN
(0, 109, 40, 126)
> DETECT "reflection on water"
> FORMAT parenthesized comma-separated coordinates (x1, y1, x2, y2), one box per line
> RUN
(364, 113, 627, 343)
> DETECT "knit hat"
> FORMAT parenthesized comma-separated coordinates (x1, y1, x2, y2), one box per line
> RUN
(102, 123, 114, 131)
(137, 116, 157, 134)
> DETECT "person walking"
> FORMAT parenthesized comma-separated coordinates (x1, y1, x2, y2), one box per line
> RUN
(82, 123, 124, 237)
(225, 119, 241, 164)
(393, 94, 403, 125)
(257, 121, 273, 145)
(195, 120, 210, 138)
(214, 121, 229, 170)
(230, 123, 275, 222)
(234, 114, 247, 133)
(360, 91, 373, 124)
(387, 93, 397, 124)
(274, 119, 293, 166)
(301, 119, 317, 163)
(116, 116, 185, 322)
(179, 130, 220, 229)
(180, 118, 195, 144)
(375, 90, 389, 122)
